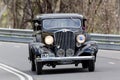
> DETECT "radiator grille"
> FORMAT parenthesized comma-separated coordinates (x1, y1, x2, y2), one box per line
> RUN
(54, 31, 75, 56)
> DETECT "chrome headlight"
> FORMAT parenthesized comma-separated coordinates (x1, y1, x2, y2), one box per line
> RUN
(76, 34, 86, 43)
(45, 36, 54, 45)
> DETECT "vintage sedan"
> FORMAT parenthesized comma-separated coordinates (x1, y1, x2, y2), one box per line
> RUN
(28, 13, 98, 74)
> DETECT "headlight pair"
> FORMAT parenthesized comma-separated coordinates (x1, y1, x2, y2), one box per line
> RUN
(45, 34, 86, 45)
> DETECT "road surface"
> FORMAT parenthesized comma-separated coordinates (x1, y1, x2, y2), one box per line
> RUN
(0, 42, 120, 80)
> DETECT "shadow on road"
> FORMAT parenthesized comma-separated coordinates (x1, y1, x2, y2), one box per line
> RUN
(41, 68, 88, 75)
(24, 66, 94, 75)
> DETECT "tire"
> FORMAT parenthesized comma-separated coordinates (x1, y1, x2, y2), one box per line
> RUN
(28, 45, 32, 60)
(82, 62, 88, 69)
(88, 60, 95, 72)
(36, 62, 43, 75)
(31, 60, 36, 71)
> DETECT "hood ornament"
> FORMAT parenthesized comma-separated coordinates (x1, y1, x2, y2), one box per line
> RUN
(54, 29, 72, 33)
(63, 29, 68, 32)
(59, 29, 70, 32)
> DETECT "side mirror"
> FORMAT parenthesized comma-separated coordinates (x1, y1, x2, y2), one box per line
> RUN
(33, 20, 42, 31)
(82, 18, 87, 31)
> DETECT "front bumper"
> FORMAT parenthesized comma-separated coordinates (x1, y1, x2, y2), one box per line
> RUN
(36, 56, 95, 62)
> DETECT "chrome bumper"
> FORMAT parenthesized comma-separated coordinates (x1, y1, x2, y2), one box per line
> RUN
(36, 56, 95, 62)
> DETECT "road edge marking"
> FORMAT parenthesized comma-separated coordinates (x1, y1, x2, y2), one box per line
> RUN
(0, 65, 25, 80)
(0, 63, 33, 80)
(108, 62, 115, 65)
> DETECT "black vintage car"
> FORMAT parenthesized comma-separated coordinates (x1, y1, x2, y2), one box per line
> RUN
(28, 13, 98, 74)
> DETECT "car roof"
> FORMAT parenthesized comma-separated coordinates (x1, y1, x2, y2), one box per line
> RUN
(34, 13, 84, 19)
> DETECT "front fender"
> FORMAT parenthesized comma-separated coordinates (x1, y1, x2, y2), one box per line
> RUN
(29, 43, 45, 55)
(29, 42, 55, 58)
(76, 41, 98, 56)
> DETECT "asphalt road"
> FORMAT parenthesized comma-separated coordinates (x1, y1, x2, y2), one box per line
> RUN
(0, 42, 120, 80)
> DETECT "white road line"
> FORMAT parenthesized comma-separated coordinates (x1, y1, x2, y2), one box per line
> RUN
(0, 63, 33, 80)
(14, 46, 20, 48)
(0, 66, 25, 80)
(108, 62, 115, 65)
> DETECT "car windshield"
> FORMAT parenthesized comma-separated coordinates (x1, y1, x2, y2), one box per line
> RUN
(43, 18, 81, 29)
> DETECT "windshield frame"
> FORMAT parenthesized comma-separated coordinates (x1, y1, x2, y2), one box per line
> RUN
(42, 18, 82, 30)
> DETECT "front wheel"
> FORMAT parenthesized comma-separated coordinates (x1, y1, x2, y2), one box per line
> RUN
(31, 60, 36, 71)
(88, 60, 95, 72)
(82, 61, 88, 69)
(36, 62, 43, 75)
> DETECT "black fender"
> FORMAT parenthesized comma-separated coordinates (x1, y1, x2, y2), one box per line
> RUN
(28, 43, 45, 60)
(76, 41, 98, 56)
(84, 41, 98, 54)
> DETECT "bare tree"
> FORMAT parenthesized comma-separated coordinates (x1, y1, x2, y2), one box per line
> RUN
(0, 0, 119, 34)
(116, 0, 120, 34)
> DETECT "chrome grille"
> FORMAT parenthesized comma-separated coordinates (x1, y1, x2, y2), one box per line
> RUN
(54, 31, 75, 57)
